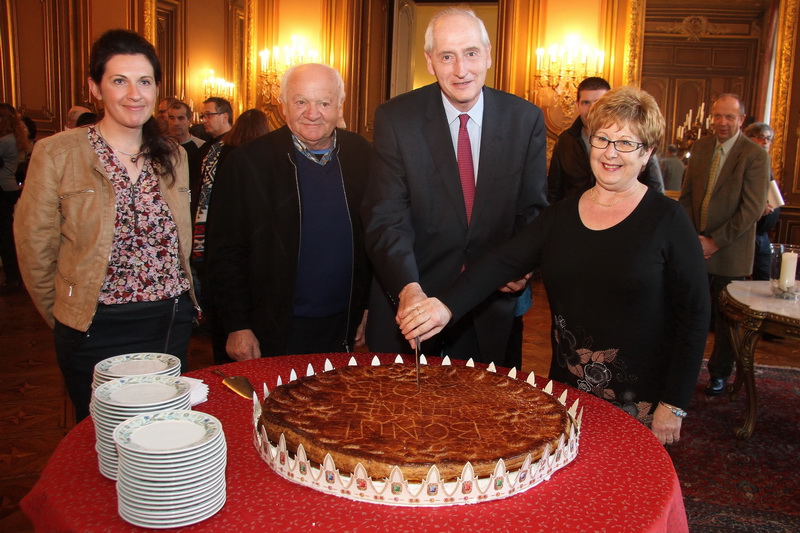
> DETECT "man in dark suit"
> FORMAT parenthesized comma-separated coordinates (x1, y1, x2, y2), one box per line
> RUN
(362, 6, 548, 366)
(679, 94, 770, 395)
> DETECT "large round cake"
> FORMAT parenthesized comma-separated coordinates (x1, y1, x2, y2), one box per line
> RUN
(259, 363, 572, 482)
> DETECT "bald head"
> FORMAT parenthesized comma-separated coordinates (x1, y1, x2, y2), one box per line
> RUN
(711, 94, 745, 143)
(278, 63, 345, 151)
(66, 106, 92, 129)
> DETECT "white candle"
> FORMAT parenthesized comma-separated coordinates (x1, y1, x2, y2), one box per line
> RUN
(779, 251, 798, 290)
(260, 50, 269, 72)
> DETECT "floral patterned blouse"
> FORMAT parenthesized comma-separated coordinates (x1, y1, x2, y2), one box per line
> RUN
(89, 126, 190, 304)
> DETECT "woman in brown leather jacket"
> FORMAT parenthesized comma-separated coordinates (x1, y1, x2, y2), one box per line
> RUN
(14, 30, 197, 422)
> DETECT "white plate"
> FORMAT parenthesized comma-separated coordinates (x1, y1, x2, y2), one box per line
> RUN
(94, 404, 192, 423)
(118, 492, 225, 529)
(117, 453, 226, 482)
(118, 444, 226, 474)
(93, 376, 190, 407)
(91, 397, 191, 419)
(118, 475, 225, 502)
(117, 472, 223, 494)
(118, 488, 226, 520)
(117, 473, 225, 504)
(114, 411, 222, 454)
(93, 366, 180, 390)
(98, 461, 118, 480)
(95, 353, 180, 378)
(116, 431, 225, 464)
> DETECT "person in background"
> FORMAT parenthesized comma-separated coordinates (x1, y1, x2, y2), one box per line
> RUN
(191, 97, 233, 315)
(75, 112, 98, 127)
(165, 101, 205, 218)
(21, 114, 36, 144)
(401, 87, 710, 446)
(16, 113, 37, 186)
(679, 94, 770, 396)
(660, 144, 685, 191)
(362, 6, 548, 367)
(207, 63, 371, 361)
(0, 103, 31, 292)
(548, 76, 664, 203)
(194, 107, 268, 363)
(744, 122, 779, 281)
(216, 108, 269, 160)
(64, 105, 92, 130)
(13, 29, 197, 422)
(156, 96, 179, 134)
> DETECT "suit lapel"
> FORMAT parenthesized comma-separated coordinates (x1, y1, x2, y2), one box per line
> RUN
(472, 88, 501, 228)
(422, 87, 469, 228)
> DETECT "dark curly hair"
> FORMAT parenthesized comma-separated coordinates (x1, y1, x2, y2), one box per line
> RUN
(89, 29, 179, 185)
(0, 103, 31, 153)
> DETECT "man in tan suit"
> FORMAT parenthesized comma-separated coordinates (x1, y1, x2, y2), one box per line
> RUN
(679, 94, 770, 395)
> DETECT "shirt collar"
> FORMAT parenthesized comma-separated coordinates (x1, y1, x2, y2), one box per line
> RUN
(441, 90, 484, 128)
(292, 131, 337, 165)
(715, 130, 740, 154)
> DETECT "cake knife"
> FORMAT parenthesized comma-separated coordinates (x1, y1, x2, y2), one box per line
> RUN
(415, 336, 421, 389)
(211, 368, 256, 399)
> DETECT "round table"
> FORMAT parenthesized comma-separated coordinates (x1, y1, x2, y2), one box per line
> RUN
(720, 280, 800, 441)
(21, 353, 688, 532)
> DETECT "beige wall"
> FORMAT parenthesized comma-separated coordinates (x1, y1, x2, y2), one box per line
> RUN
(89, 0, 130, 41)
(185, 0, 229, 111)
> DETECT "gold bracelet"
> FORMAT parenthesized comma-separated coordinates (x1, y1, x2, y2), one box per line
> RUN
(659, 401, 687, 418)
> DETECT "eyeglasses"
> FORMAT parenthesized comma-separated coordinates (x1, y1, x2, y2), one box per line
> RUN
(589, 135, 645, 153)
(199, 112, 222, 120)
(748, 134, 773, 141)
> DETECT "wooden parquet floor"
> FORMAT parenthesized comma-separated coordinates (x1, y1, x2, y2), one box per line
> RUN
(1, 273, 797, 531)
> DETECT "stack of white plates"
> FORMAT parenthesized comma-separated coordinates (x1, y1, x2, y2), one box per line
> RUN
(91, 375, 192, 480)
(92, 353, 181, 390)
(113, 410, 227, 529)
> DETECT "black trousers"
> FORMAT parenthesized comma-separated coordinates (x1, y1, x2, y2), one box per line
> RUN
(53, 292, 195, 422)
(708, 274, 745, 380)
(0, 189, 21, 282)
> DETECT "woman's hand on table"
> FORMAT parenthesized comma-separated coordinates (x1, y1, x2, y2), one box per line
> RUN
(398, 297, 452, 346)
(651, 403, 683, 445)
(226, 329, 262, 361)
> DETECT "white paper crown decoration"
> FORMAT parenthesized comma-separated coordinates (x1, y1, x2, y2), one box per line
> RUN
(251, 355, 582, 507)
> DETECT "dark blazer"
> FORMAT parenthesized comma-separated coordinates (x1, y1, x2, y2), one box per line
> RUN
(362, 83, 548, 361)
(206, 126, 372, 355)
(679, 133, 770, 277)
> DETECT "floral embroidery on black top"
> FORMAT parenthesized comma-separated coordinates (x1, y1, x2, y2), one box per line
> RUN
(553, 314, 653, 425)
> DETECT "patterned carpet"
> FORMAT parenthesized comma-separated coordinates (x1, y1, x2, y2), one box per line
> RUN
(669, 364, 800, 532)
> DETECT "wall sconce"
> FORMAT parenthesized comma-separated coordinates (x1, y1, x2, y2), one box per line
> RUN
(675, 102, 712, 156)
(258, 35, 320, 128)
(534, 41, 604, 117)
(202, 70, 235, 101)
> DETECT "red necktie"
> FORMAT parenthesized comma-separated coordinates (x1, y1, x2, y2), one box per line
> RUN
(458, 114, 475, 224)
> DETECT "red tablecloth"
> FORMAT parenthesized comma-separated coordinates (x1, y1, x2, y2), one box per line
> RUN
(21, 353, 688, 532)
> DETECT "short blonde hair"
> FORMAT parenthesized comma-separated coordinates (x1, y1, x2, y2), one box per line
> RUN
(587, 86, 665, 151)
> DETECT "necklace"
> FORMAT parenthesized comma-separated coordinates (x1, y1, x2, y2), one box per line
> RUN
(588, 186, 639, 207)
(96, 125, 145, 164)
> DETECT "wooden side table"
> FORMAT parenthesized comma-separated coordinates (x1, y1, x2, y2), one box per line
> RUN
(720, 280, 800, 441)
